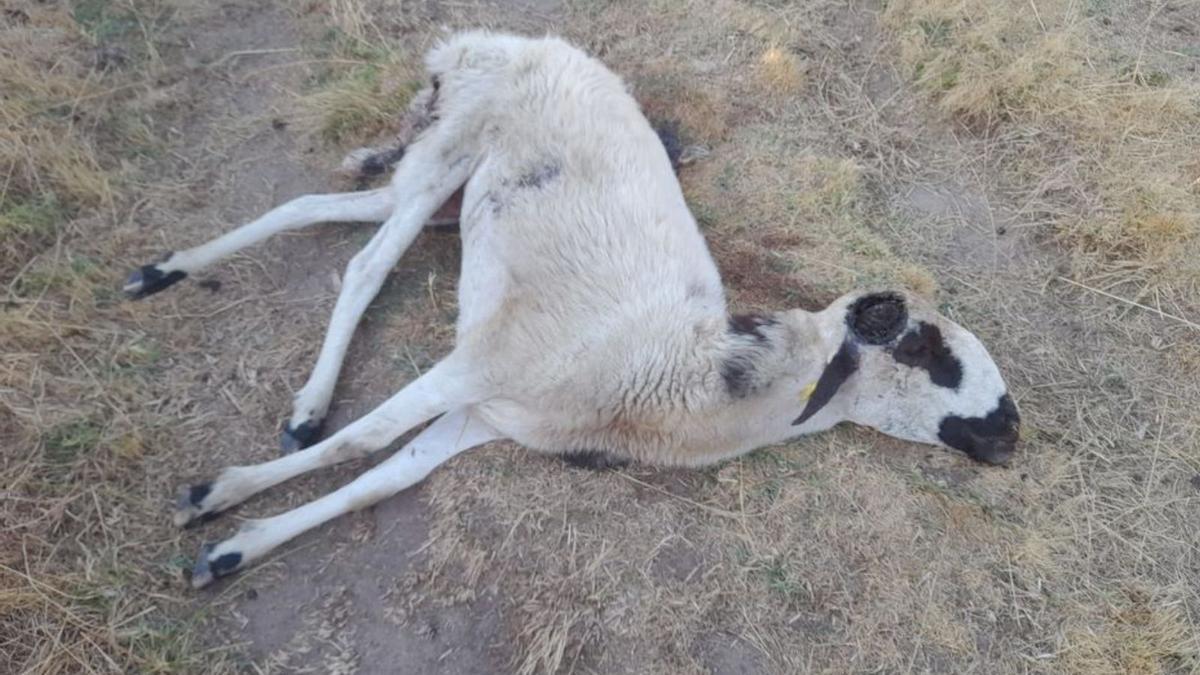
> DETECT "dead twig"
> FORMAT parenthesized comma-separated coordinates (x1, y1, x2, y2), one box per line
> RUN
(1057, 277, 1200, 332)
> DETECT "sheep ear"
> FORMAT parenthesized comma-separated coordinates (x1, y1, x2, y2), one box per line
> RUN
(792, 342, 859, 426)
(847, 292, 908, 345)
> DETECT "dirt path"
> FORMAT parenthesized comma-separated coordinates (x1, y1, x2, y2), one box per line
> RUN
(127, 2, 505, 671)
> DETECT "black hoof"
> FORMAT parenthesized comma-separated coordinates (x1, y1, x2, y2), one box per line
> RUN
(561, 450, 631, 471)
(360, 146, 405, 176)
(173, 481, 219, 527)
(124, 261, 186, 299)
(190, 543, 242, 589)
(652, 120, 683, 174)
(281, 419, 323, 454)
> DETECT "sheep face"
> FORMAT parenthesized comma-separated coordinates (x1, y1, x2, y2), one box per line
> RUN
(794, 291, 1020, 464)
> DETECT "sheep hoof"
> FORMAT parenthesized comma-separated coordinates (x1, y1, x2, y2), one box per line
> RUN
(335, 146, 404, 179)
(335, 147, 378, 178)
(281, 419, 323, 454)
(124, 260, 186, 299)
(190, 543, 241, 589)
(173, 482, 219, 528)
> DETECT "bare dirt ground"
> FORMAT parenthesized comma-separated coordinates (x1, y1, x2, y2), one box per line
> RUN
(3, 0, 1199, 673)
(104, 3, 502, 671)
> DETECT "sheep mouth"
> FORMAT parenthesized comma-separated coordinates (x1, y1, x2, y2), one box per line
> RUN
(938, 394, 1020, 465)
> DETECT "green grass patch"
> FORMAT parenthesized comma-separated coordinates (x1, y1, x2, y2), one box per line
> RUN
(72, 0, 141, 42)
(43, 417, 105, 466)
(12, 253, 106, 298)
(0, 193, 68, 241)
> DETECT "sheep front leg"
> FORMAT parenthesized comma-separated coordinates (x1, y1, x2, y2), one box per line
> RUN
(188, 407, 501, 588)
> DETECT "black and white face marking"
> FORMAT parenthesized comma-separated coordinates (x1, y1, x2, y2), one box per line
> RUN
(796, 291, 1020, 464)
(938, 393, 1020, 464)
(894, 322, 963, 390)
(793, 293, 906, 424)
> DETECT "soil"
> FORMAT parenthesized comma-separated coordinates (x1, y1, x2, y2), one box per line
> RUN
(129, 0, 1199, 673)
(138, 2, 499, 671)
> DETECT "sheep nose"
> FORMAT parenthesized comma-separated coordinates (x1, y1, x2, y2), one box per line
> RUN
(967, 425, 1019, 465)
(938, 394, 1021, 465)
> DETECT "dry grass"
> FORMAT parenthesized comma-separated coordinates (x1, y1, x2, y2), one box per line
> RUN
(324, 1, 1198, 672)
(884, 0, 1200, 313)
(0, 2, 240, 672)
(756, 46, 809, 98)
(287, 0, 440, 147)
(292, 36, 423, 145)
(686, 135, 939, 307)
(4, 0, 1199, 673)
(0, 3, 117, 272)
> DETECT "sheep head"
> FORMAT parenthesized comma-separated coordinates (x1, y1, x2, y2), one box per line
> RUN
(794, 291, 1020, 464)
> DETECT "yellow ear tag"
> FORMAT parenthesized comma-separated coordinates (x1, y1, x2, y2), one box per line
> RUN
(799, 382, 817, 402)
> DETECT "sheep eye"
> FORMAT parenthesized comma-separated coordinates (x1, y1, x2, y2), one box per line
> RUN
(847, 293, 907, 345)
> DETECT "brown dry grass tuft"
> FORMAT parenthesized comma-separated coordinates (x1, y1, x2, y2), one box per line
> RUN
(0, 1, 243, 672)
(1062, 585, 1197, 674)
(687, 132, 938, 307)
(0, 4, 117, 272)
(884, 0, 1200, 312)
(295, 54, 423, 145)
(288, 3, 429, 146)
(756, 46, 809, 100)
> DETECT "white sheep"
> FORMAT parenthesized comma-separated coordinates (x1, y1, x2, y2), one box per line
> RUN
(123, 31, 1020, 588)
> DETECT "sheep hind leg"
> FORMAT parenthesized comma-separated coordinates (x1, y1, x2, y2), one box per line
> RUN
(174, 355, 477, 528)
(189, 407, 502, 588)
(338, 140, 463, 233)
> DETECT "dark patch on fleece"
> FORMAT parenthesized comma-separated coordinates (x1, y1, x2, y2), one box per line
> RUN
(190, 543, 241, 587)
(176, 482, 220, 528)
(938, 393, 1020, 464)
(125, 264, 186, 299)
(209, 551, 242, 579)
(187, 482, 211, 506)
(485, 191, 506, 217)
(425, 75, 441, 123)
(893, 321, 963, 389)
(728, 313, 776, 342)
(281, 418, 324, 454)
(516, 162, 562, 189)
(722, 314, 778, 397)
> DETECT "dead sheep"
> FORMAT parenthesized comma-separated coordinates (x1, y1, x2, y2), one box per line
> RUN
(123, 31, 1021, 588)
